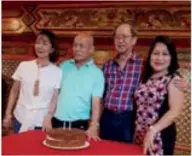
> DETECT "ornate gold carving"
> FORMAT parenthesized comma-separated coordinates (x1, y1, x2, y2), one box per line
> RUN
(30, 3, 190, 37)
(2, 18, 26, 34)
(136, 9, 173, 30)
(173, 10, 190, 30)
(2, 2, 190, 37)
(35, 8, 132, 29)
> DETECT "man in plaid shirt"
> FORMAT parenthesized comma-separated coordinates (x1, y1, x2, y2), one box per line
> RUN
(99, 23, 144, 143)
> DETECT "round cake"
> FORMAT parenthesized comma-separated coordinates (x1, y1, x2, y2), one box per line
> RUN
(45, 128, 87, 148)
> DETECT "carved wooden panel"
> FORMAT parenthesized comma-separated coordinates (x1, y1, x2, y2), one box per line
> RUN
(2, 2, 190, 37)
(2, 18, 27, 34)
(174, 68, 191, 155)
(2, 44, 31, 55)
(2, 60, 21, 79)
(31, 4, 190, 37)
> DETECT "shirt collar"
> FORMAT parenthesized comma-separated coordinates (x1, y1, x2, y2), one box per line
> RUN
(69, 59, 94, 67)
(113, 51, 137, 65)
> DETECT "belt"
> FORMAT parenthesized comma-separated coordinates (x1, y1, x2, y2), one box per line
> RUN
(61, 119, 88, 129)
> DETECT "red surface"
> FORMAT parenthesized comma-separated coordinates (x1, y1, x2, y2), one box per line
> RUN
(2, 130, 143, 155)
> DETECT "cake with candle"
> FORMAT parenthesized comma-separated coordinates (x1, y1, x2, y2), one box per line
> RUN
(44, 128, 87, 148)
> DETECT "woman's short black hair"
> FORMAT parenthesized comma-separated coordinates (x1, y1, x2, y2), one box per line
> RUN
(38, 29, 59, 63)
(142, 35, 179, 83)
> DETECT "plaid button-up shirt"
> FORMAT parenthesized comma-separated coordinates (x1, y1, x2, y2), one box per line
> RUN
(103, 53, 144, 111)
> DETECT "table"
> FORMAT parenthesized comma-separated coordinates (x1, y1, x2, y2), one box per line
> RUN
(2, 130, 143, 155)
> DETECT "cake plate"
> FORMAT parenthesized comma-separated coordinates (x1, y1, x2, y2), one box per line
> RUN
(42, 140, 90, 150)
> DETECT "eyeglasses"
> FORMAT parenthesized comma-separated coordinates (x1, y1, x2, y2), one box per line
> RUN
(114, 35, 132, 40)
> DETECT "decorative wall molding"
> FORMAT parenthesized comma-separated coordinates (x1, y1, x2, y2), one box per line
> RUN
(2, 46, 29, 55)
(2, 18, 27, 34)
(2, 2, 190, 37)
(2, 10, 23, 18)
(2, 42, 33, 55)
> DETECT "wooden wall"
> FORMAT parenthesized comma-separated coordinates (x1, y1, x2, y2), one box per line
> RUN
(2, 1, 190, 67)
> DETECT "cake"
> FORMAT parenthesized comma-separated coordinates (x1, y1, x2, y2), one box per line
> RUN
(45, 128, 87, 148)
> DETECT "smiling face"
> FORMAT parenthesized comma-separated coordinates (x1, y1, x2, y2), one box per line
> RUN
(114, 24, 137, 54)
(150, 42, 171, 73)
(73, 35, 94, 62)
(34, 34, 52, 59)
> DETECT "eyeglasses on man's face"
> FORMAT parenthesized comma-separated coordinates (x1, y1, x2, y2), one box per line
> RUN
(114, 34, 132, 40)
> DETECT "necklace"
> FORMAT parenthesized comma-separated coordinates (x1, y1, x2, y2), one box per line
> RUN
(33, 60, 51, 96)
(33, 62, 40, 96)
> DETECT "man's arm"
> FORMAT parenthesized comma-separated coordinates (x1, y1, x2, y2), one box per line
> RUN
(90, 96, 102, 127)
(86, 96, 102, 141)
(86, 68, 105, 141)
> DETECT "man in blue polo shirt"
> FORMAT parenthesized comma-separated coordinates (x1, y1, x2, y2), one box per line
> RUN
(43, 33, 104, 140)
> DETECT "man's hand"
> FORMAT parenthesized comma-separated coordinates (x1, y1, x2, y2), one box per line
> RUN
(42, 114, 52, 132)
(172, 76, 188, 92)
(86, 124, 100, 141)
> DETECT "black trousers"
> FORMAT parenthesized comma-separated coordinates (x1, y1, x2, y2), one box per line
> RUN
(13, 118, 42, 133)
(51, 117, 89, 130)
(100, 109, 134, 143)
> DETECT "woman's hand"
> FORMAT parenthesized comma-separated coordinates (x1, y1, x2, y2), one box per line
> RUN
(3, 114, 12, 129)
(42, 114, 52, 131)
(143, 126, 156, 154)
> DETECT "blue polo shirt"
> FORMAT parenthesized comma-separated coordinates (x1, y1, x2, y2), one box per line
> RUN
(54, 59, 105, 121)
